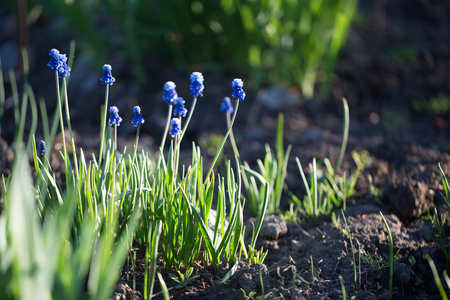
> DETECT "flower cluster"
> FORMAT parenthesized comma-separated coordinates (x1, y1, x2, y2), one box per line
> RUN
(190, 72, 204, 98)
(231, 78, 245, 101)
(170, 118, 182, 137)
(39, 140, 47, 155)
(47, 48, 71, 78)
(220, 97, 234, 114)
(173, 97, 187, 117)
(100, 64, 116, 85)
(109, 106, 122, 126)
(131, 106, 145, 127)
(163, 81, 178, 105)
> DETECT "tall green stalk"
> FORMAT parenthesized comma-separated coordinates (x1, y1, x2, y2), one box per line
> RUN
(179, 96, 197, 144)
(161, 105, 173, 152)
(62, 77, 79, 179)
(227, 112, 240, 159)
(99, 84, 110, 166)
(54, 73, 71, 187)
(158, 104, 173, 168)
(206, 100, 240, 180)
(335, 97, 349, 172)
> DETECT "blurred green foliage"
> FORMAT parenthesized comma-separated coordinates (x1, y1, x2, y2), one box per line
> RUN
(22, 0, 358, 96)
(387, 46, 417, 63)
(412, 94, 450, 115)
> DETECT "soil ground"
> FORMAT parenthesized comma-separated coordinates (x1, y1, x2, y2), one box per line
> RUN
(1, 0, 450, 299)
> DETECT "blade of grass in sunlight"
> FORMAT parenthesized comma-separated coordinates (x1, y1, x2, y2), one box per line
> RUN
(426, 254, 448, 300)
(438, 163, 450, 210)
(335, 98, 349, 172)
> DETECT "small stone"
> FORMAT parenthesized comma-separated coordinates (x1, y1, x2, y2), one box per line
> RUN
(257, 85, 302, 110)
(260, 239, 280, 250)
(109, 282, 141, 300)
(259, 215, 288, 240)
(291, 239, 305, 251)
(385, 177, 433, 220)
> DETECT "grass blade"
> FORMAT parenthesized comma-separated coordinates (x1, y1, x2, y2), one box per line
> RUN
(335, 97, 349, 172)
(425, 254, 448, 300)
(379, 212, 393, 300)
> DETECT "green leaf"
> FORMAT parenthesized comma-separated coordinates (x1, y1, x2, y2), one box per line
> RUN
(439, 163, 450, 211)
(180, 187, 217, 261)
(221, 260, 239, 283)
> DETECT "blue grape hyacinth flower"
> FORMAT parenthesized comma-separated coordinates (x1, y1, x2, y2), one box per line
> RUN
(163, 81, 178, 105)
(39, 140, 47, 155)
(100, 64, 116, 85)
(170, 118, 182, 138)
(173, 97, 187, 117)
(231, 78, 245, 101)
(131, 106, 145, 127)
(47, 48, 71, 78)
(220, 97, 234, 114)
(109, 106, 122, 126)
(190, 72, 204, 98)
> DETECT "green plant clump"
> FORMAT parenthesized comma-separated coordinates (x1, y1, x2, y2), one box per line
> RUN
(241, 113, 291, 217)
(412, 94, 450, 115)
(290, 98, 368, 219)
(0, 47, 268, 299)
(32, 0, 358, 97)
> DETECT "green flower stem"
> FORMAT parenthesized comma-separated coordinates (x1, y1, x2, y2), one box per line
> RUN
(99, 84, 110, 166)
(114, 123, 118, 154)
(206, 100, 240, 180)
(135, 125, 140, 157)
(178, 96, 197, 145)
(161, 104, 173, 151)
(55, 73, 69, 187)
(173, 135, 179, 184)
(158, 104, 173, 168)
(63, 77, 79, 179)
(227, 112, 240, 160)
(55, 73, 65, 148)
